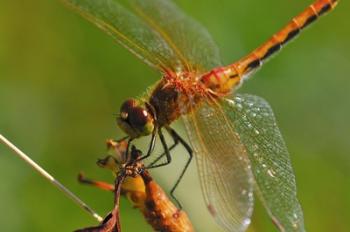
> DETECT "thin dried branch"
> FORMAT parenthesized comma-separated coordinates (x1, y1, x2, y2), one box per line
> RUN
(0, 134, 103, 222)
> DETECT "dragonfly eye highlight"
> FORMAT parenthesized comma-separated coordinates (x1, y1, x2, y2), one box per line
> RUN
(120, 112, 128, 120)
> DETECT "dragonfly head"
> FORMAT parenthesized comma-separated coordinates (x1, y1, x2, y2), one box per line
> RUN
(117, 98, 155, 139)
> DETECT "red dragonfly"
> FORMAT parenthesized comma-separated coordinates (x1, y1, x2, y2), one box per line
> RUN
(62, 0, 338, 231)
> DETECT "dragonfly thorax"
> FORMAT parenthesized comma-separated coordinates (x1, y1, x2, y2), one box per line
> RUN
(149, 77, 206, 127)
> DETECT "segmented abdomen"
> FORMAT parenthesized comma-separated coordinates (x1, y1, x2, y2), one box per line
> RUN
(200, 0, 338, 95)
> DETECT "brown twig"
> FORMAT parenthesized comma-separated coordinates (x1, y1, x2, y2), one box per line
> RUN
(75, 174, 125, 232)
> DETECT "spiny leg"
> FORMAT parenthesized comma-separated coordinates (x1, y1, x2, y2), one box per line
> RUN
(141, 127, 183, 208)
(147, 143, 178, 167)
(147, 130, 180, 168)
(138, 127, 158, 162)
(149, 128, 172, 169)
(116, 135, 129, 143)
(166, 127, 193, 210)
(147, 127, 193, 209)
(156, 127, 192, 209)
(124, 128, 157, 165)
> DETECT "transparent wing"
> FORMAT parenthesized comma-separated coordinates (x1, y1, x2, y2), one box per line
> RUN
(127, 0, 222, 73)
(222, 94, 305, 232)
(182, 100, 254, 232)
(62, 0, 222, 73)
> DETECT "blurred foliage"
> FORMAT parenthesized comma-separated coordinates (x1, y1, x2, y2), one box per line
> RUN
(0, 0, 349, 231)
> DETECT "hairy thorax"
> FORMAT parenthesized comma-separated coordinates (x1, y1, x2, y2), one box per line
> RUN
(149, 74, 208, 127)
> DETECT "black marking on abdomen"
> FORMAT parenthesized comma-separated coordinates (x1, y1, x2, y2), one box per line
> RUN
(229, 72, 239, 79)
(262, 43, 282, 61)
(245, 59, 261, 72)
(301, 14, 318, 29)
(282, 28, 300, 45)
(318, 3, 332, 16)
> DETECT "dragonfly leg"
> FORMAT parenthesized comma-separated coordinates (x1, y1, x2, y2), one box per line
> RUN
(157, 128, 187, 209)
(137, 127, 158, 161)
(147, 132, 179, 168)
(166, 127, 193, 210)
(148, 127, 193, 209)
(116, 135, 129, 143)
(148, 128, 172, 168)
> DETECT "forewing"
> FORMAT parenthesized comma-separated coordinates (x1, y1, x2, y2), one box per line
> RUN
(62, 0, 222, 73)
(62, 0, 177, 71)
(223, 94, 305, 232)
(127, 0, 222, 73)
(182, 100, 254, 232)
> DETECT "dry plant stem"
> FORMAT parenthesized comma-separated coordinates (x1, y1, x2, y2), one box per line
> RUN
(113, 174, 126, 232)
(0, 133, 103, 223)
(75, 173, 126, 232)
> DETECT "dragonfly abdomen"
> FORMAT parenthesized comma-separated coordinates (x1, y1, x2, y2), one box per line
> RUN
(200, 67, 240, 95)
(200, 0, 338, 95)
(232, 0, 338, 76)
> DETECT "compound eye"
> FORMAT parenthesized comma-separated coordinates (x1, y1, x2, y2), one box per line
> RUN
(117, 99, 154, 137)
(129, 107, 149, 129)
(120, 99, 138, 120)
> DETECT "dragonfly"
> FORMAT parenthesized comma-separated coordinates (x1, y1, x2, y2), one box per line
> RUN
(61, 0, 338, 231)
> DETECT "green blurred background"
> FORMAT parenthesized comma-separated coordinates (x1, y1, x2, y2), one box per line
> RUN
(1, 0, 349, 231)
